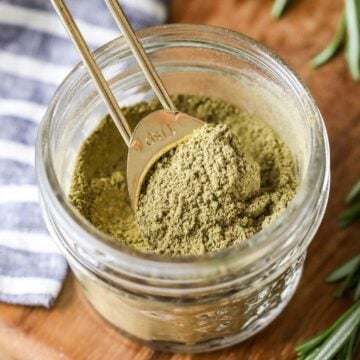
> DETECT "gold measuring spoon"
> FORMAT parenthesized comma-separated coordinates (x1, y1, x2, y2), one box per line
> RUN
(51, 0, 204, 210)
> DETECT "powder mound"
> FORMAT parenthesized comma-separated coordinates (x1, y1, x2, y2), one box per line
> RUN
(135, 124, 261, 255)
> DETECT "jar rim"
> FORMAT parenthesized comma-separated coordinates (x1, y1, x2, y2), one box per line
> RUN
(36, 24, 330, 276)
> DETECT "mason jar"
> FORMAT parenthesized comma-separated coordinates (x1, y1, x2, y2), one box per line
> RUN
(35, 24, 330, 353)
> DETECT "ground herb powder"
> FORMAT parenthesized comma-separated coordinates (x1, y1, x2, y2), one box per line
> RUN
(69, 95, 297, 256)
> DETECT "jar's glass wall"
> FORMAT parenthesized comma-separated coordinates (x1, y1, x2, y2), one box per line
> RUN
(69, 252, 304, 352)
(37, 25, 329, 353)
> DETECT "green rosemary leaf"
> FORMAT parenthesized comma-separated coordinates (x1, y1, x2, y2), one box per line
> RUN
(333, 266, 360, 298)
(345, 0, 360, 80)
(271, 0, 292, 19)
(296, 180, 360, 360)
(296, 332, 331, 354)
(340, 342, 350, 360)
(339, 202, 360, 229)
(343, 342, 351, 360)
(346, 180, 360, 204)
(339, 342, 348, 360)
(354, 279, 360, 301)
(296, 302, 360, 358)
(309, 15, 346, 68)
(296, 306, 355, 355)
(304, 349, 320, 360)
(341, 347, 348, 360)
(353, 327, 360, 354)
(326, 254, 360, 283)
(313, 301, 360, 360)
(337, 349, 345, 360)
(345, 327, 358, 359)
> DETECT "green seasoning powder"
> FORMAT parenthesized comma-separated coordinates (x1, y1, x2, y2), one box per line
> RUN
(69, 95, 298, 256)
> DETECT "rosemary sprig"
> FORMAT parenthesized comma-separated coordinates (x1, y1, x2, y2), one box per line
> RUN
(339, 202, 360, 229)
(326, 253, 360, 299)
(272, 0, 360, 80)
(345, 0, 360, 80)
(346, 180, 360, 204)
(309, 15, 346, 68)
(295, 301, 360, 360)
(296, 179, 360, 359)
(339, 180, 360, 229)
(326, 254, 360, 283)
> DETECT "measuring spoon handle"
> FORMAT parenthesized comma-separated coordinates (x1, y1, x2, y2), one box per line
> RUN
(104, 0, 176, 112)
(51, 0, 132, 146)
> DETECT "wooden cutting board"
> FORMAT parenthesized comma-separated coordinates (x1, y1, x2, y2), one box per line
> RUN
(1, 0, 359, 359)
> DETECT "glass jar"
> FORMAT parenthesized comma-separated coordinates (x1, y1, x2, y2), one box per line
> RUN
(36, 24, 330, 353)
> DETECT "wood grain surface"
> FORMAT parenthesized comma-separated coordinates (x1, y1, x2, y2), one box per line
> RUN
(1, 0, 359, 359)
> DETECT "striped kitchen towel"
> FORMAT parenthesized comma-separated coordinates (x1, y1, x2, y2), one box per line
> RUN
(0, 0, 168, 307)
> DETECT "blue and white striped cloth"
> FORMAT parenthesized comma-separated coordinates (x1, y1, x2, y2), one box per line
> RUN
(0, 0, 168, 307)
